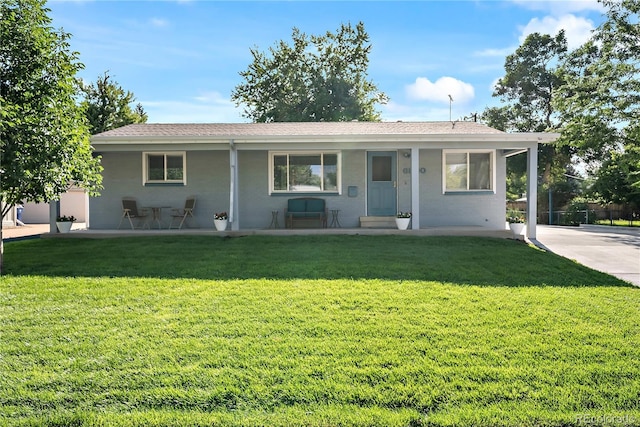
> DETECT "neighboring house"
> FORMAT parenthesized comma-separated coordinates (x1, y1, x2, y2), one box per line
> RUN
(2, 187, 89, 227)
(87, 121, 559, 238)
(2, 188, 88, 228)
(23, 188, 88, 224)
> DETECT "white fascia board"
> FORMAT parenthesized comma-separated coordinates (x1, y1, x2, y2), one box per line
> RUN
(91, 138, 232, 152)
(91, 132, 561, 151)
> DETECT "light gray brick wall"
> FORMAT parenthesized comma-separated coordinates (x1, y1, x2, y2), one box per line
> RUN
(419, 149, 506, 229)
(90, 151, 229, 229)
(90, 148, 507, 230)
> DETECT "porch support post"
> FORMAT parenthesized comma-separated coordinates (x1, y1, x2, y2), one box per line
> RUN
(229, 140, 240, 231)
(526, 144, 538, 239)
(410, 147, 420, 229)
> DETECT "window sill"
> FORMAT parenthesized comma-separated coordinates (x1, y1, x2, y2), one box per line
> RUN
(444, 190, 494, 195)
(144, 183, 186, 187)
(270, 192, 340, 197)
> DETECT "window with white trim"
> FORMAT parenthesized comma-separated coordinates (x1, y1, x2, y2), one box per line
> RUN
(270, 152, 340, 193)
(143, 152, 186, 185)
(443, 150, 494, 192)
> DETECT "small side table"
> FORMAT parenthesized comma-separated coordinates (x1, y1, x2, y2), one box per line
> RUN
(269, 210, 280, 229)
(329, 209, 341, 228)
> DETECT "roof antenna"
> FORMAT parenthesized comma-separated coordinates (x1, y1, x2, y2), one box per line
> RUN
(448, 94, 453, 122)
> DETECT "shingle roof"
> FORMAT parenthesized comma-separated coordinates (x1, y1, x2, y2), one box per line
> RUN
(93, 121, 505, 138)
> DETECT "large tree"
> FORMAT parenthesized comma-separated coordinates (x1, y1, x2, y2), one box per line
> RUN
(231, 22, 388, 122)
(0, 0, 102, 270)
(488, 31, 568, 133)
(555, 0, 639, 208)
(81, 71, 147, 135)
(481, 31, 575, 211)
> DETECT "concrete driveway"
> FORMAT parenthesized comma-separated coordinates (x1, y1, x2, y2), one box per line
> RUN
(533, 225, 640, 286)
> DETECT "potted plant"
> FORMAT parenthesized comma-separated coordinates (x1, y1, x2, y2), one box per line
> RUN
(395, 212, 412, 230)
(507, 210, 526, 236)
(214, 212, 228, 231)
(56, 215, 76, 233)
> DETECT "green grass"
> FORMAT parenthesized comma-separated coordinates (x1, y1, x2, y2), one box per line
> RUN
(1, 236, 638, 426)
(595, 219, 640, 227)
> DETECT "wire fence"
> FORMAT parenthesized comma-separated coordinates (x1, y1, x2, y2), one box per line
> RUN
(540, 209, 639, 226)
(507, 208, 640, 227)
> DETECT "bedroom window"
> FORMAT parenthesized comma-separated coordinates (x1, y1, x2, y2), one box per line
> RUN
(443, 150, 494, 192)
(270, 152, 340, 193)
(143, 152, 186, 185)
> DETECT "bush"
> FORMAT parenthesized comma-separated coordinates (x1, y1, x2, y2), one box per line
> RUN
(563, 198, 597, 225)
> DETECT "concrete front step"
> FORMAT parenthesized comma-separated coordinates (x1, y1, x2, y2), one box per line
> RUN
(359, 216, 396, 228)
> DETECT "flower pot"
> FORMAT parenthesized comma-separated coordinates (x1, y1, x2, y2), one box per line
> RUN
(395, 217, 411, 230)
(214, 219, 228, 231)
(56, 221, 73, 233)
(509, 222, 526, 236)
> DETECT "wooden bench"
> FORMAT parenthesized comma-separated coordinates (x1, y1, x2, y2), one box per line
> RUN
(285, 197, 327, 228)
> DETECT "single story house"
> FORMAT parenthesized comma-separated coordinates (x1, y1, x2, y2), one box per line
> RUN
(86, 121, 559, 238)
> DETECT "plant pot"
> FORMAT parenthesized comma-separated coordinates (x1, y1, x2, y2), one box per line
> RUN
(395, 217, 411, 230)
(214, 219, 228, 231)
(56, 221, 73, 233)
(509, 222, 526, 236)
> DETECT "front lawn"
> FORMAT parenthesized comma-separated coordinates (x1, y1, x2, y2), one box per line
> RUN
(595, 218, 640, 227)
(1, 236, 638, 426)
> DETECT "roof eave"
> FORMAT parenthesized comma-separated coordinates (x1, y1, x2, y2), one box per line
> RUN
(91, 132, 560, 146)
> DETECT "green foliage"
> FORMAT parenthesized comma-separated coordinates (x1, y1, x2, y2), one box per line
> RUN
(563, 197, 596, 225)
(555, 0, 639, 200)
(556, 0, 640, 135)
(80, 71, 147, 135)
(486, 31, 567, 132)
(480, 32, 573, 202)
(505, 164, 527, 201)
(1, 236, 638, 426)
(231, 22, 388, 122)
(506, 209, 525, 223)
(591, 138, 640, 209)
(0, 0, 102, 218)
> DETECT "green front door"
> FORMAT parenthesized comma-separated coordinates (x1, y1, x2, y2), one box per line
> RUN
(367, 151, 397, 216)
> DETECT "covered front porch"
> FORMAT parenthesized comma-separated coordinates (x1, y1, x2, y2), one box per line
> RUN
(78, 122, 558, 239)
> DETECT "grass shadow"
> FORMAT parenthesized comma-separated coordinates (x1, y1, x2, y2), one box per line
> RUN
(2, 235, 633, 287)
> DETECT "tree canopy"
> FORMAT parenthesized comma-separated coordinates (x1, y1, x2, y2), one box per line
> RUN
(0, 0, 102, 217)
(480, 31, 574, 205)
(231, 22, 388, 122)
(482, 1, 640, 211)
(555, 0, 640, 207)
(81, 71, 147, 135)
(488, 31, 567, 133)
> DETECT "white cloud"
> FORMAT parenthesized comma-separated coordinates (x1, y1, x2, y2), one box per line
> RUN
(474, 47, 515, 58)
(511, 0, 604, 14)
(381, 101, 471, 122)
(193, 91, 229, 104)
(406, 76, 475, 104)
(142, 91, 244, 123)
(519, 14, 595, 49)
(150, 17, 169, 28)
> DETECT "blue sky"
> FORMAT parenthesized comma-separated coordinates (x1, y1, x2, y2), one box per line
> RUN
(48, 0, 606, 123)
